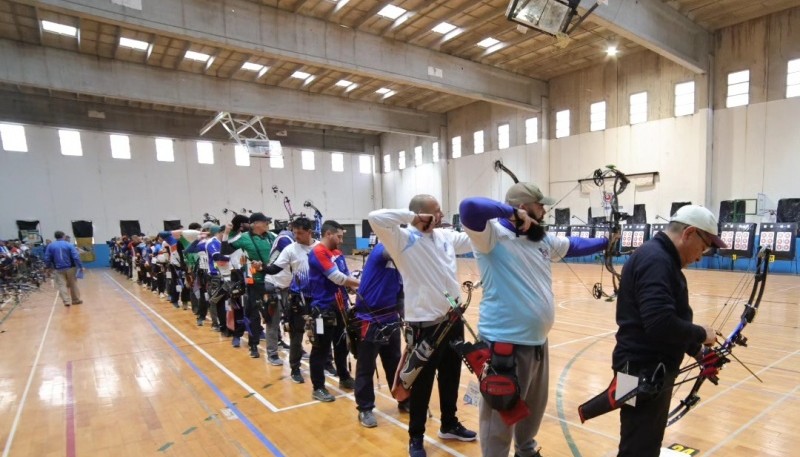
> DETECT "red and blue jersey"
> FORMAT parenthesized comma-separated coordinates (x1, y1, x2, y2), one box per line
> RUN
(307, 243, 350, 312)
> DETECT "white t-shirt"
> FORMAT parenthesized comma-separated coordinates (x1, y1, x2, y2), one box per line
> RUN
(465, 219, 570, 345)
(270, 241, 318, 292)
(368, 209, 472, 322)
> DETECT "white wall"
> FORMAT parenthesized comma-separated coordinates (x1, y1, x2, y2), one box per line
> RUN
(0, 124, 377, 241)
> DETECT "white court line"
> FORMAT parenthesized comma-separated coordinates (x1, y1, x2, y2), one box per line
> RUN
(550, 330, 615, 349)
(704, 384, 800, 456)
(109, 274, 466, 455)
(105, 273, 280, 412)
(2, 293, 58, 457)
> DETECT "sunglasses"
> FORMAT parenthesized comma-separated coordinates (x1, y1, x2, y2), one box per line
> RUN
(694, 230, 713, 254)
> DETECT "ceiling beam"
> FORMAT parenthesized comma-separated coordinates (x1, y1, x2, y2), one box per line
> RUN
(38, 0, 547, 111)
(578, 0, 711, 73)
(0, 40, 445, 137)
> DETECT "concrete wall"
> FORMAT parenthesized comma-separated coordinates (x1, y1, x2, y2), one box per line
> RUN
(0, 124, 377, 242)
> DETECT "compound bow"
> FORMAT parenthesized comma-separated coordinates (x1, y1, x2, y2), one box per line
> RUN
(589, 166, 630, 301)
(666, 246, 771, 425)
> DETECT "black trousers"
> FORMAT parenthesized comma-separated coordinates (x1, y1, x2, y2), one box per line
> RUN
(309, 310, 350, 390)
(618, 373, 677, 457)
(408, 319, 464, 438)
(286, 293, 310, 372)
(245, 283, 266, 349)
(354, 321, 401, 412)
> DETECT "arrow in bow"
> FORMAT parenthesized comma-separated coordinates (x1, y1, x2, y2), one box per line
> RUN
(666, 246, 771, 426)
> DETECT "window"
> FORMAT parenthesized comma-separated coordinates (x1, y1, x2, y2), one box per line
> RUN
(234, 145, 250, 167)
(555, 110, 570, 138)
(383, 154, 391, 173)
(0, 123, 27, 152)
(155, 138, 174, 162)
(359, 155, 372, 174)
(473, 130, 484, 154)
(525, 117, 538, 144)
(590, 101, 606, 131)
(726, 70, 750, 108)
(197, 141, 214, 164)
(787, 58, 800, 98)
(432, 142, 439, 162)
(109, 134, 131, 159)
(414, 146, 422, 166)
(398, 150, 406, 170)
(301, 149, 315, 170)
(629, 92, 647, 125)
(451, 136, 461, 159)
(58, 129, 82, 156)
(498, 123, 510, 150)
(269, 141, 284, 168)
(675, 81, 695, 117)
(331, 152, 344, 172)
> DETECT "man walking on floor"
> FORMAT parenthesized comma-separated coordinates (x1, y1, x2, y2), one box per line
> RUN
(44, 230, 84, 306)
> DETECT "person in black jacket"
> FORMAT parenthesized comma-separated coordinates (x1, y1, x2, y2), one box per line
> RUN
(610, 205, 726, 457)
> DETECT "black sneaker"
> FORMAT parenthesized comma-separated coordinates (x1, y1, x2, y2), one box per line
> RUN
(339, 377, 355, 390)
(249, 347, 260, 358)
(515, 450, 544, 457)
(397, 399, 410, 413)
(408, 435, 426, 457)
(438, 422, 477, 442)
(290, 370, 304, 384)
(324, 365, 337, 377)
(278, 339, 290, 349)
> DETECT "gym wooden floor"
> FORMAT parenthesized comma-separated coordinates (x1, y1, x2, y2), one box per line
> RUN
(1, 258, 797, 457)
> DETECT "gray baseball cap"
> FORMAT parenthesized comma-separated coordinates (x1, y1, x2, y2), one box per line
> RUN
(505, 182, 556, 206)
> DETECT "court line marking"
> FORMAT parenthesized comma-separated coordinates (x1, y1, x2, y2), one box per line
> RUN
(2, 293, 58, 457)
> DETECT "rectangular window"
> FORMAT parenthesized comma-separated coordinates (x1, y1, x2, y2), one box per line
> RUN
(555, 110, 570, 138)
(359, 155, 372, 174)
(451, 136, 461, 158)
(0, 123, 28, 152)
(590, 101, 606, 131)
(473, 130, 484, 154)
(155, 138, 174, 162)
(629, 92, 647, 125)
(498, 123, 510, 150)
(331, 152, 344, 172)
(383, 153, 391, 173)
(58, 129, 82, 156)
(414, 146, 422, 166)
(269, 141, 284, 168)
(109, 134, 131, 159)
(674, 81, 695, 117)
(525, 117, 538, 144)
(787, 58, 800, 98)
(432, 142, 439, 162)
(398, 150, 406, 170)
(301, 149, 315, 170)
(726, 70, 750, 108)
(234, 144, 250, 167)
(197, 141, 214, 164)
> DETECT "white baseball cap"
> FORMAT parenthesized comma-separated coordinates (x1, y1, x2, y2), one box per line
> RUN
(670, 205, 727, 248)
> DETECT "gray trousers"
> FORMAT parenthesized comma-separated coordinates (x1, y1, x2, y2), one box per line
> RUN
(54, 267, 80, 305)
(479, 341, 549, 457)
(265, 288, 287, 357)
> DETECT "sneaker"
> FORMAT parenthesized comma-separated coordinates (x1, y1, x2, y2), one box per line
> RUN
(249, 347, 260, 358)
(268, 355, 283, 366)
(301, 350, 310, 360)
(72, 300, 83, 305)
(358, 410, 377, 428)
(409, 436, 426, 457)
(211, 325, 221, 332)
(182, 302, 189, 310)
(232, 337, 240, 348)
(196, 318, 204, 326)
(312, 388, 335, 402)
(438, 422, 477, 442)
(278, 339, 290, 349)
(171, 302, 180, 308)
(290, 371, 304, 384)
(339, 377, 355, 390)
(398, 400, 410, 413)
(324, 365, 337, 377)
(64, 303, 70, 307)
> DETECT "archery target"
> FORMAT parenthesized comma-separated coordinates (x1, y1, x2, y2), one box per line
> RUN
(621, 231, 633, 247)
(734, 231, 749, 251)
(776, 232, 792, 252)
(760, 231, 774, 248)
(721, 230, 735, 248)
(633, 231, 645, 247)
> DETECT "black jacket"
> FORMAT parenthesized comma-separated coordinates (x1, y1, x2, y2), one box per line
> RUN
(612, 231, 706, 374)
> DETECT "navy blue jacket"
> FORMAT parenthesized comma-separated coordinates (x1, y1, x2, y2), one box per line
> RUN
(612, 231, 706, 374)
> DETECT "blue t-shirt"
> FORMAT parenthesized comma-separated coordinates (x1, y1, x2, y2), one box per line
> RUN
(355, 243, 402, 324)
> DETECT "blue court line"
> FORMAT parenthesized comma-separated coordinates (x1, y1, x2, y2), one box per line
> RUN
(104, 275, 284, 457)
(555, 340, 601, 457)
